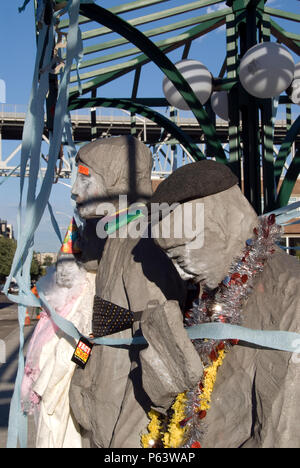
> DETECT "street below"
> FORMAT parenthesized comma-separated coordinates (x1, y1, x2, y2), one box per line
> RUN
(0, 293, 37, 448)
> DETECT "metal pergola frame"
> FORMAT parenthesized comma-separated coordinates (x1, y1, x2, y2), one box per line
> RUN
(38, 0, 300, 215)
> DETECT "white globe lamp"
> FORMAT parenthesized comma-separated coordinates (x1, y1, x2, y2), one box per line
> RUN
(288, 79, 300, 105)
(294, 61, 300, 80)
(162, 59, 212, 110)
(239, 42, 295, 98)
(211, 91, 229, 121)
(288, 61, 300, 105)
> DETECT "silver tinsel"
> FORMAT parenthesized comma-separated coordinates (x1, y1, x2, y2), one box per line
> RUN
(181, 215, 282, 448)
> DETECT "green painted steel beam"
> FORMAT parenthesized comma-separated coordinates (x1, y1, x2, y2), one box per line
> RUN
(131, 97, 173, 106)
(59, 0, 171, 28)
(79, 0, 228, 42)
(264, 6, 300, 23)
(226, 0, 252, 11)
(70, 16, 226, 77)
(68, 17, 225, 90)
(226, 10, 241, 181)
(276, 148, 300, 209)
(131, 66, 142, 99)
(269, 19, 300, 55)
(274, 115, 300, 186)
(75, 6, 230, 62)
(286, 103, 292, 132)
(258, 11, 276, 213)
(68, 97, 205, 161)
(279, 96, 294, 105)
(75, 3, 227, 162)
(69, 17, 225, 86)
(276, 30, 300, 42)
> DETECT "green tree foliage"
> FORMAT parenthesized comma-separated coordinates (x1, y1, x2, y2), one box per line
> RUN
(0, 237, 17, 281)
(43, 255, 54, 267)
(0, 237, 42, 281)
(31, 253, 42, 279)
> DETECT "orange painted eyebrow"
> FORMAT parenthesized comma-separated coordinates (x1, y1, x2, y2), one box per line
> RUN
(78, 164, 90, 176)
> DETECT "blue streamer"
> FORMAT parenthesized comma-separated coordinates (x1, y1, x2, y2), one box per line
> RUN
(3, 23, 53, 299)
(47, 202, 63, 244)
(18, 0, 32, 13)
(11, 0, 300, 448)
(5, 21, 53, 449)
(63, 113, 84, 229)
(19, 0, 95, 14)
(6, 0, 84, 448)
(276, 209, 300, 225)
(187, 323, 300, 354)
(38, 291, 81, 343)
(38, 283, 300, 354)
(267, 201, 300, 218)
(6, 306, 28, 448)
(92, 324, 300, 353)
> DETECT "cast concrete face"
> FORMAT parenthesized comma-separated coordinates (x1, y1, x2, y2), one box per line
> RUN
(71, 165, 109, 219)
(72, 136, 153, 220)
(155, 185, 258, 289)
(56, 252, 86, 289)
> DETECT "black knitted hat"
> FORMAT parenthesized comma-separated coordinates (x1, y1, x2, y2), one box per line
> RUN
(151, 160, 238, 205)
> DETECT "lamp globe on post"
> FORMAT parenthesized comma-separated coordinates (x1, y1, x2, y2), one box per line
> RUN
(287, 61, 300, 105)
(288, 80, 300, 105)
(162, 59, 212, 110)
(239, 42, 295, 99)
(211, 91, 229, 121)
(294, 61, 300, 81)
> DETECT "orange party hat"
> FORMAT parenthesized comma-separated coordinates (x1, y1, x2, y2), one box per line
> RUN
(60, 217, 82, 254)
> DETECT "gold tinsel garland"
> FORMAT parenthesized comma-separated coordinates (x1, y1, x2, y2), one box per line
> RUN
(141, 215, 281, 449)
(141, 349, 226, 448)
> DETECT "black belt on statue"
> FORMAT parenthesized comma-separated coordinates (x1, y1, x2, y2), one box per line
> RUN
(92, 296, 143, 338)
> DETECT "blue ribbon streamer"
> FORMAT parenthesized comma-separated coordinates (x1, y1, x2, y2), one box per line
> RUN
(92, 324, 300, 353)
(6, 0, 84, 448)
(269, 201, 300, 214)
(18, 0, 95, 14)
(6, 21, 53, 449)
(18, 0, 32, 13)
(38, 286, 300, 354)
(47, 202, 63, 244)
(6, 306, 28, 448)
(10, 0, 300, 448)
(187, 323, 300, 354)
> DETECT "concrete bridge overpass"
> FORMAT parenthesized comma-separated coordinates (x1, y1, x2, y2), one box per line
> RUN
(0, 104, 297, 179)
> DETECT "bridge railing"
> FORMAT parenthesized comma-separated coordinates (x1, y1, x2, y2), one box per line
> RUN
(0, 103, 294, 130)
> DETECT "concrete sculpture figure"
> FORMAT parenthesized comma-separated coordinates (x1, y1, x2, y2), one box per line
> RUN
(21, 220, 98, 448)
(69, 136, 204, 448)
(71, 134, 154, 218)
(22, 135, 153, 447)
(140, 160, 300, 448)
(70, 156, 300, 448)
(70, 152, 259, 449)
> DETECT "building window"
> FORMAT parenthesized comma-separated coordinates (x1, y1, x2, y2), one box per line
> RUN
(289, 237, 300, 261)
(281, 236, 300, 261)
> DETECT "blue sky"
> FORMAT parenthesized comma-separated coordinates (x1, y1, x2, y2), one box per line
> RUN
(0, 0, 299, 252)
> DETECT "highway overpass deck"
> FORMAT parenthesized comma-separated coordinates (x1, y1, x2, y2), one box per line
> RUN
(0, 106, 295, 146)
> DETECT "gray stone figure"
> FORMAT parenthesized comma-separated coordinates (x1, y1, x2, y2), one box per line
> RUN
(140, 160, 300, 448)
(69, 136, 204, 448)
(71, 134, 153, 218)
